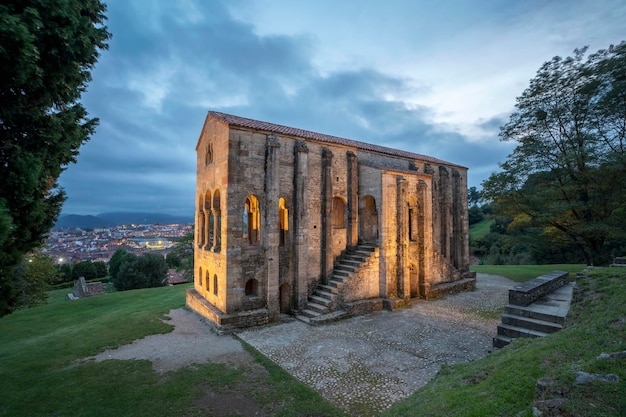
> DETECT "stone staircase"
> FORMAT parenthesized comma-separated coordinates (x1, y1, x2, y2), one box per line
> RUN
(493, 271, 574, 348)
(297, 244, 377, 324)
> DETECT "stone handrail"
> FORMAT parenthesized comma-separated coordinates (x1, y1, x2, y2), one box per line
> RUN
(508, 270, 569, 306)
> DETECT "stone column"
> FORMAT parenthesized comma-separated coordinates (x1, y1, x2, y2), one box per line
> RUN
(417, 180, 428, 297)
(212, 209, 221, 252)
(347, 151, 359, 248)
(203, 209, 210, 249)
(438, 166, 451, 260)
(293, 140, 309, 309)
(264, 134, 281, 321)
(321, 148, 334, 284)
(396, 176, 408, 299)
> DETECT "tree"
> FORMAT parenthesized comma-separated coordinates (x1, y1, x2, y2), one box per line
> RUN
(483, 42, 626, 265)
(167, 233, 194, 280)
(13, 251, 60, 308)
(0, 1, 110, 315)
(468, 186, 483, 207)
(72, 260, 97, 280)
(113, 253, 168, 291)
(108, 248, 129, 281)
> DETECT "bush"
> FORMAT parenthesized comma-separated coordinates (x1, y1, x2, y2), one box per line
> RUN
(113, 253, 168, 291)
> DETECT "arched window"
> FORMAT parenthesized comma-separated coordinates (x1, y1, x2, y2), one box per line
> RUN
(203, 191, 211, 247)
(197, 196, 205, 248)
(205, 143, 213, 166)
(244, 195, 260, 244)
(245, 279, 259, 296)
(198, 267, 203, 286)
(213, 274, 218, 296)
(205, 270, 210, 292)
(279, 197, 289, 247)
(333, 196, 346, 228)
(213, 189, 221, 250)
(408, 196, 418, 242)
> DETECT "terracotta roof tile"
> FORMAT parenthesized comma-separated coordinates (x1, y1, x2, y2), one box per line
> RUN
(208, 111, 464, 168)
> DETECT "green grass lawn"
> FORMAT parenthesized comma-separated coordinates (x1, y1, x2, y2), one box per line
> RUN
(470, 264, 587, 282)
(382, 267, 626, 417)
(2, 267, 624, 416)
(0, 284, 345, 417)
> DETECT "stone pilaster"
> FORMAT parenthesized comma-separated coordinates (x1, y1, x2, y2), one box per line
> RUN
(347, 151, 359, 248)
(293, 140, 309, 309)
(396, 176, 408, 299)
(264, 134, 281, 321)
(203, 209, 210, 249)
(321, 148, 334, 283)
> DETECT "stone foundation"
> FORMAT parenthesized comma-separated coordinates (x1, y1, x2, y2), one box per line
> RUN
(186, 289, 269, 333)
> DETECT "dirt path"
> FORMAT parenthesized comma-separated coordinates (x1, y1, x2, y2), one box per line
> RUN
(87, 274, 515, 416)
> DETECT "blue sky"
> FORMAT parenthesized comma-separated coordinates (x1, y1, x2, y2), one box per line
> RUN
(58, 0, 626, 216)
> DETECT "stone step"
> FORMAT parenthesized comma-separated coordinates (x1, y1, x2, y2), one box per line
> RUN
(318, 284, 339, 295)
(338, 259, 362, 268)
(332, 273, 350, 283)
(492, 335, 514, 348)
(328, 279, 346, 289)
(504, 304, 566, 324)
(309, 294, 333, 306)
(501, 313, 563, 334)
(335, 264, 357, 273)
(307, 301, 328, 314)
(344, 254, 368, 262)
(497, 323, 548, 339)
(300, 309, 321, 319)
(314, 288, 336, 301)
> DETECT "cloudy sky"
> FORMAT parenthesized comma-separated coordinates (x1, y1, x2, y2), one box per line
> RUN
(58, 0, 626, 216)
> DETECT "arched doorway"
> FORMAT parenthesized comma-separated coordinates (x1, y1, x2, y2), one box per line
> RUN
(360, 195, 378, 242)
(279, 283, 291, 313)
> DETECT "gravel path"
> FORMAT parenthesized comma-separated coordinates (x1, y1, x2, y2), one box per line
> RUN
(87, 274, 515, 416)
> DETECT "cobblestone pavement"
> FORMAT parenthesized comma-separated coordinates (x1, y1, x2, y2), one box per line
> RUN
(237, 274, 514, 416)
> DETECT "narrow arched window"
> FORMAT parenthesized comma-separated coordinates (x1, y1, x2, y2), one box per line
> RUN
(279, 197, 289, 247)
(213, 274, 218, 296)
(244, 195, 260, 244)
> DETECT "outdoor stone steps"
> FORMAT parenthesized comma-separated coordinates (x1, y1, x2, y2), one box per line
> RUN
(296, 244, 377, 325)
(300, 309, 321, 319)
(505, 304, 566, 325)
(493, 273, 573, 348)
(497, 323, 548, 339)
(318, 284, 339, 295)
(500, 313, 563, 334)
(309, 294, 333, 306)
(328, 279, 345, 289)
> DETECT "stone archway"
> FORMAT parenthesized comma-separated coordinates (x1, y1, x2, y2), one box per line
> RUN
(360, 195, 378, 243)
(279, 283, 291, 313)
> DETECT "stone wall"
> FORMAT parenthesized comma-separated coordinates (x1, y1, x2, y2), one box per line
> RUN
(189, 112, 472, 330)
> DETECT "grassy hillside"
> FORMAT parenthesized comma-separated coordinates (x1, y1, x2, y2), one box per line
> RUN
(471, 264, 586, 282)
(0, 284, 345, 417)
(469, 218, 494, 240)
(382, 267, 626, 417)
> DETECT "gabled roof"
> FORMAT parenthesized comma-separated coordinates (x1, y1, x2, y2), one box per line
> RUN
(207, 111, 464, 168)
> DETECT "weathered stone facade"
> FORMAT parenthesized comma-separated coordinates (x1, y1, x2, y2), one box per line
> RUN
(187, 111, 475, 331)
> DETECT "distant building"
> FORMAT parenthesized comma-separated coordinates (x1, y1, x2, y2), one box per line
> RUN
(187, 112, 475, 331)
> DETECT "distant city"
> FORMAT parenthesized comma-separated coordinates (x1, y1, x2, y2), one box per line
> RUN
(45, 213, 194, 264)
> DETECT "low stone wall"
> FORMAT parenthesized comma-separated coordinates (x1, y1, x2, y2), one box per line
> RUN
(186, 289, 269, 333)
(508, 271, 569, 306)
(425, 275, 476, 300)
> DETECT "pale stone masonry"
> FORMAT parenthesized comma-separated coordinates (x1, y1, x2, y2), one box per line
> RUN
(187, 111, 475, 331)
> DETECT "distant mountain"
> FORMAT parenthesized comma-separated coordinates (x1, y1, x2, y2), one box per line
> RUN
(55, 212, 193, 228)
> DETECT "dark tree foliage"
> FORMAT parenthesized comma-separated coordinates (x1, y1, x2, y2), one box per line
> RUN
(0, 1, 110, 315)
(71, 260, 96, 280)
(483, 42, 626, 265)
(167, 233, 194, 280)
(108, 248, 129, 281)
(113, 253, 168, 291)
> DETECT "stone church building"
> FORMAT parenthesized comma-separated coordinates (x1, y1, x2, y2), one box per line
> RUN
(187, 111, 476, 331)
